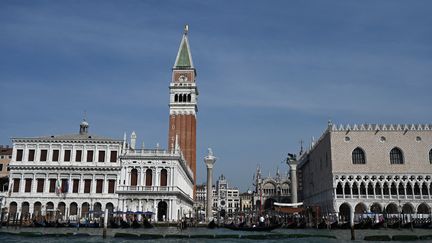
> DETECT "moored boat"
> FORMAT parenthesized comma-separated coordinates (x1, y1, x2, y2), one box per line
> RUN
(225, 222, 282, 232)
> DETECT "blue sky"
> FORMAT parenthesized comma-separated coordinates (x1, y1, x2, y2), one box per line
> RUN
(1, 1, 431, 191)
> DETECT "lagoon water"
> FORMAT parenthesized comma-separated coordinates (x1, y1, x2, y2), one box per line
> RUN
(1, 227, 431, 242)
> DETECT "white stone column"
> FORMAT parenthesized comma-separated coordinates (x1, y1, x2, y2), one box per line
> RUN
(169, 199, 173, 221)
(154, 200, 158, 222)
(204, 148, 216, 222)
(20, 174, 25, 193)
(154, 168, 159, 187)
(140, 167, 144, 186)
(171, 167, 175, 187)
(350, 205, 355, 227)
(79, 174, 84, 193)
(68, 174, 73, 193)
(92, 174, 96, 194)
(103, 175, 108, 194)
(342, 182, 346, 199)
(32, 174, 36, 194)
(290, 163, 298, 205)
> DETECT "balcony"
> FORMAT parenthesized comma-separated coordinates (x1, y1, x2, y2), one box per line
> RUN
(117, 185, 181, 193)
(122, 148, 172, 156)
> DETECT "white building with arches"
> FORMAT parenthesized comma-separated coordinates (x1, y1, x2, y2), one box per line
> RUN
(5, 121, 122, 222)
(4, 122, 194, 223)
(298, 122, 432, 225)
(117, 133, 194, 222)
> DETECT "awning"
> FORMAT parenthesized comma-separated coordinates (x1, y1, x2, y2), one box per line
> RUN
(274, 202, 304, 207)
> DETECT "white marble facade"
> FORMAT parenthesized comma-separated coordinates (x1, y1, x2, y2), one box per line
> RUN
(4, 122, 194, 222)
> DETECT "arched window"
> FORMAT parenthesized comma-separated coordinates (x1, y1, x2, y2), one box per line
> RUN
(183, 94, 187, 102)
(174, 94, 178, 102)
(130, 169, 138, 187)
(160, 169, 167, 187)
(352, 147, 366, 164)
(179, 94, 183, 102)
(390, 147, 404, 164)
(187, 94, 191, 102)
(336, 182, 343, 195)
(429, 149, 432, 164)
(146, 169, 152, 186)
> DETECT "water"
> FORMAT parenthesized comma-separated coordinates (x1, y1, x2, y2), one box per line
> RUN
(1, 227, 431, 242)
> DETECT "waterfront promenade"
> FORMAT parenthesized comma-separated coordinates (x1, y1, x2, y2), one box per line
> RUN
(1, 226, 432, 242)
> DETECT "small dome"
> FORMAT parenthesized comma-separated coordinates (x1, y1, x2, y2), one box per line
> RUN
(81, 120, 89, 126)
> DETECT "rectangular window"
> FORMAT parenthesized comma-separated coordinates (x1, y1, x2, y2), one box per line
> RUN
(40, 150, 48, 161)
(61, 179, 68, 193)
(13, 178, 20, 192)
(84, 179, 91, 193)
(49, 179, 56, 193)
(73, 179, 79, 193)
(28, 149, 35, 161)
(98, 151, 105, 162)
(108, 180, 115, 193)
(96, 179, 103, 193)
(110, 151, 117, 163)
(76, 150, 82, 162)
(25, 179, 32, 192)
(64, 150, 71, 162)
(37, 179, 44, 193)
(16, 149, 23, 161)
(86, 150, 93, 162)
(52, 150, 59, 162)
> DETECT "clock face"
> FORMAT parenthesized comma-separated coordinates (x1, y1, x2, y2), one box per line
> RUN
(178, 74, 188, 82)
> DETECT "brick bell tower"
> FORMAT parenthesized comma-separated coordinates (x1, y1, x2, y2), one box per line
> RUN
(168, 25, 198, 195)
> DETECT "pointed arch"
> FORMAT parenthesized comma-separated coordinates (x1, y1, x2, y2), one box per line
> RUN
(360, 182, 366, 195)
(336, 182, 343, 195)
(402, 203, 414, 214)
(429, 149, 432, 164)
(386, 203, 398, 214)
(375, 183, 382, 196)
(390, 147, 404, 164)
(406, 182, 413, 195)
(421, 182, 428, 195)
(344, 183, 350, 195)
(414, 182, 421, 195)
(398, 182, 405, 196)
(390, 182, 397, 195)
(383, 182, 389, 195)
(352, 147, 366, 164)
(367, 182, 374, 195)
(417, 203, 431, 214)
(352, 182, 359, 195)
(339, 203, 351, 222)
(370, 203, 382, 213)
(354, 203, 367, 214)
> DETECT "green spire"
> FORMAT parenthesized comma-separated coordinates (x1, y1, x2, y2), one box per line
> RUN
(174, 25, 194, 68)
